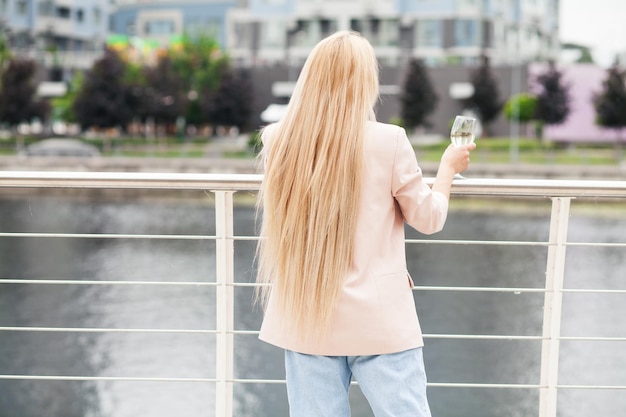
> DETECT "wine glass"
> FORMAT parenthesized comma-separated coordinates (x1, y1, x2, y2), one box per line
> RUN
(450, 115, 477, 179)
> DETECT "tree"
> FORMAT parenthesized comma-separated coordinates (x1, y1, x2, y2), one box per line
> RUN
(0, 57, 50, 129)
(73, 48, 132, 131)
(465, 55, 503, 137)
(399, 58, 439, 133)
(593, 64, 626, 156)
(504, 93, 537, 137)
(206, 67, 254, 131)
(594, 65, 626, 130)
(534, 62, 571, 137)
(51, 71, 84, 124)
(169, 34, 230, 127)
(140, 55, 188, 129)
(561, 43, 595, 64)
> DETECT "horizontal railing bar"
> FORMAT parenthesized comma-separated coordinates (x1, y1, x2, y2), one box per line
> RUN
(0, 327, 545, 341)
(415, 286, 546, 293)
(566, 242, 626, 247)
(423, 334, 543, 340)
(231, 379, 545, 389)
(2, 374, 623, 390)
(0, 279, 218, 286)
(0, 374, 544, 389)
(0, 375, 551, 389)
(0, 172, 265, 191)
(3, 232, 622, 247)
(558, 385, 626, 390)
(449, 178, 626, 198)
(0, 233, 216, 240)
(4, 280, 623, 295)
(562, 288, 626, 294)
(560, 336, 626, 342)
(427, 382, 544, 389)
(405, 239, 548, 246)
(0, 375, 218, 382)
(0, 327, 218, 334)
(0, 233, 260, 241)
(2, 172, 626, 198)
(5, 327, 625, 343)
(0, 280, 266, 287)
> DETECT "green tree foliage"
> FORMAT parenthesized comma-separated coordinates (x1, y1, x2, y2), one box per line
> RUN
(0, 57, 50, 128)
(593, 65, 626, 131)
(534, 62, 571, 127)
(139, 56, 188, 126)
(73, 48, 132, 130)
(561, 43, 595, 64)
(399, 58, 439, 131)
(169, 34, 230, 126)
(51, 71, 83, 123)
(465, 55, 503, 136)
(504, 93, 538, 138)
(504, 93, 537, 123)
(0, 34, 11, 69)
(205, 67, 254, 130)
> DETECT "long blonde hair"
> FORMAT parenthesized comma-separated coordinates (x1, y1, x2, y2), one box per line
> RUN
(256, 31, 380, 339)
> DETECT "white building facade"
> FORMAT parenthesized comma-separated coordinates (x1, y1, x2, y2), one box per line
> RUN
(1, 0, 109, 51)
(0, 0, 110, 72)
(109, 0, 242, 49)
(227, 0, 560, 67)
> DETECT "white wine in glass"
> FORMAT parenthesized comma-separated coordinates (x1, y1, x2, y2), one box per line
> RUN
(450, 115, 477, 179)
(450, 115, 477, 147)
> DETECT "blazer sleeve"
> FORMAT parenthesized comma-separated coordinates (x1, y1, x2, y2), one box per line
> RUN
(391, 128, 449, 235)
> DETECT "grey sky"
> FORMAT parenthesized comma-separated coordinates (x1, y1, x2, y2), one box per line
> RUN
(560, 0, 626, 66)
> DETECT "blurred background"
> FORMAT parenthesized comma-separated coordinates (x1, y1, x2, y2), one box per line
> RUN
(0, 0, 625, 172)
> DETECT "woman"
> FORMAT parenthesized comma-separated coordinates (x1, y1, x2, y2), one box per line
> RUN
(256, 31, 475, 417)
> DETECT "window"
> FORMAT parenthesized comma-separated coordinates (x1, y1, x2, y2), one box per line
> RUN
(350, 19, 362, 33)
(56, 7, 71, 19)
(260, 21, 286, 48)
(188, 18, 221, 38)
(205, 19, 221, 38)
(454, 19, 479, 47)
(144, 20, 176, 35)
(77, 9, 84, 23)
(17, 0, 28, 16)
(94, 7, 102, 25)
(38, 0, 54, 16)
(416, 20, 442, 47)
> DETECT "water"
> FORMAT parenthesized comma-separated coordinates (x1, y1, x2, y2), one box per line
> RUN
(0, 191, 625, 417)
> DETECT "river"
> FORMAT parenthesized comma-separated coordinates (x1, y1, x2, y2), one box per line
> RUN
(0, 191, 624, 417)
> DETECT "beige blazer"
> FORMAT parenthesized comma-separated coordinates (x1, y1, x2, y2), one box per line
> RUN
(259, 121, 449, 356)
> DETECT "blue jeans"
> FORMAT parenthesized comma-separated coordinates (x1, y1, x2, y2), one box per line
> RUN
(285, 348, 432, 417)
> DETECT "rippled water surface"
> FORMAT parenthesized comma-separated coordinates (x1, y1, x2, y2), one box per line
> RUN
(0, 192, 624, 417)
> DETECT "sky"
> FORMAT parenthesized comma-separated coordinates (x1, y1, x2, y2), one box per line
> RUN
(560, 0, 626, 66)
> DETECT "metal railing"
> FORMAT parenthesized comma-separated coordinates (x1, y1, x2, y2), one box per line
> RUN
(1, 171, 626, 417)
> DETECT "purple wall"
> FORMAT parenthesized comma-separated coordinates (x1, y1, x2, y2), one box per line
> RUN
(529, 63, 624, 143)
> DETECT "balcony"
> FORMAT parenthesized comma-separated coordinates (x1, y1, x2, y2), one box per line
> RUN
(0, 172, 625, 417)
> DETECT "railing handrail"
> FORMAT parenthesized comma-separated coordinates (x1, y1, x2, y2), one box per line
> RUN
(2, 171, 626, 197)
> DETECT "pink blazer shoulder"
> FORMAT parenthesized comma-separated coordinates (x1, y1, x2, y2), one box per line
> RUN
(259, 121, 449, 355)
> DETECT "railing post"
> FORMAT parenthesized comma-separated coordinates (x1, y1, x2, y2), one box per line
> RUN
(539, 197, 572, 417)
(215, 190, 235, 417)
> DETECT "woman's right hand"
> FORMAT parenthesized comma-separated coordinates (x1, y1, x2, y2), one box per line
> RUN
(440, 143, 476, 175)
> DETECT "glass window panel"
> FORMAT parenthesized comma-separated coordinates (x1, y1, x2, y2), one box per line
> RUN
(455, 19, 479, 46)
(416, 19, 442, 47)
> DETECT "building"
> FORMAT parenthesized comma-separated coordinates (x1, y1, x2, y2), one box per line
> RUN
(109, 0, 241, 49)
(227, 0, 560, 67)
(0, 0, 110, 72)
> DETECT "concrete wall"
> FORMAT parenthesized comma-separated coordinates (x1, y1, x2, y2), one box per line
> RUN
(248, 63, 529, 140)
